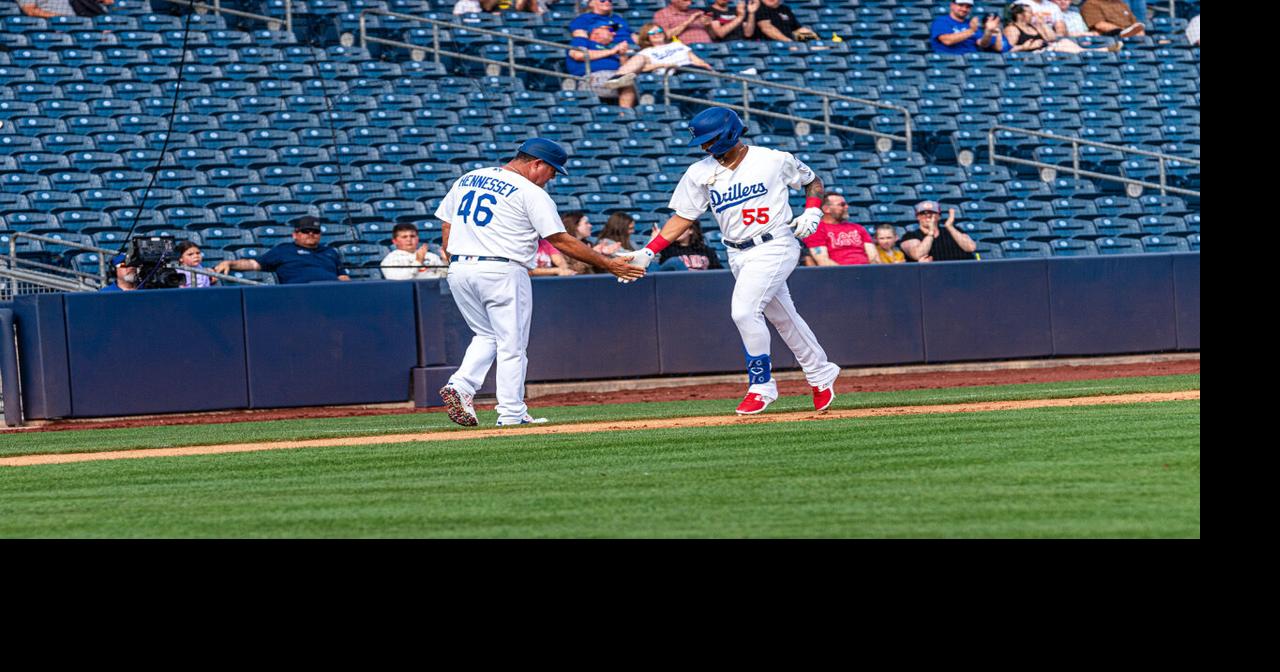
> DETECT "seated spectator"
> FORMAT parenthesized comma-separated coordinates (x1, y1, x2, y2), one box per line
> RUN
(653, 0, 715, 45)
(560, 210, 597, 275)
(214, 216, 352, 284)
(592, 212, 638, 257)
(659, 225, 723, 270)
(755, 0, 818, 42)
(175, 241, 217, 288)
(931, 1, 1008, 54)
(1186, 14, 1199, 46)
(453, 0, 500, 13)
(708, 0, 759, 42)
(571, 0, 636, 44)
(20, 0, 110, 17)
(380, 223, 447, 280)
(1016, 0, 1065, 34)
(900, 201, 978, 263)
(567, 23, 638, 108)
(802, 194, 877, 266)
(1080, 0, 1145, 37)
(531, 237, 576, 276)
(873, 224, 906, 264)
(604, 22, 715, 88)
(1005, 3, 1121, 52)
(1052, 0, 1098, 36)
(99, 253, 139, 292)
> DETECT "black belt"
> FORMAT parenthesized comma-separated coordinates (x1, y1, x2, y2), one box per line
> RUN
(456, 255, 512, 263)
(722, 233, 774, 250)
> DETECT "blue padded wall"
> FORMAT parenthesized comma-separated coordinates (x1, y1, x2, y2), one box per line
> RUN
(654, 271, 798, 375)
(243, 281, 418, 407)
(1049, 255, 1179, 355)
(62, 287, 248, 417)
(14, 294, 72, 419)
(1173, 253, 1200, 350)
(919, 259, 1053, 362)
(526, 274, 662, 381)
(414, 277, 450, 366)
(788, 264, 926, 366)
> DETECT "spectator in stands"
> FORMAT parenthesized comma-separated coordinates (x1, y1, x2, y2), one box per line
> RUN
(567, 23, 638, 108)
(802, 194, 877, 266)
(592, 212, 638, 257)
(604, 22, 715, 88)
(19, 0, 108, 17)
(755, 0, 818, 42)
(452, 0, 500, 14)
(1080, 0, 1145, 37)
(931, 1, 1008, 54)
(873, 224, 906, 264)
(1052, 0, 1098, 36)
(531, 237, 577, 276)
(653, 0, 715, 44)
(380, 223, 447, 280)
(1015, 0, 1065, 34)
(560, 210, 597, 274)
(1186, 14, 1199, 46)
(175, 241, 216, 288)
(900, 201, 978, 263)
(1005, 3, 1121, 52)
(708, 0, 759, 42)
(214, 216, 352, 284)
(99, 253, 139, 292)
(659, 225, 723, 271)
(571, 0, 637, 44)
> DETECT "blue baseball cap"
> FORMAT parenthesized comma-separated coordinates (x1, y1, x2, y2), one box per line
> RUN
(518, 138, 570, 176)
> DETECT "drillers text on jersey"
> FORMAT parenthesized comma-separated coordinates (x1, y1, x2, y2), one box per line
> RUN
(710, 182, 768, 213)
(458, 173, 521, 198)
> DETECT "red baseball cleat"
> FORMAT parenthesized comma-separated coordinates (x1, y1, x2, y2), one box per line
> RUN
(812, 383, 836, 412)
(735, 393, 771, 415)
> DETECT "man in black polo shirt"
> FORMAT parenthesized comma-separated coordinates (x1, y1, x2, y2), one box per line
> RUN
(754, 0, 817, 41)
(900, 201, 978, 262)
(214, 216, 352, 283)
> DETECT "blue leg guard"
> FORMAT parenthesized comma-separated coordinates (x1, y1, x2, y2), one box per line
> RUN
(744, 353, 772, 385)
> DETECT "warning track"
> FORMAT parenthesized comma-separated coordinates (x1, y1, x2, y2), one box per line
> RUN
(0, 391, 1199, 468)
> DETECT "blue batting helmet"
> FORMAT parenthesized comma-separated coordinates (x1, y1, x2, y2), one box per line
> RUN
(518, 137, 570, 175)
(687, 107, 744, 157)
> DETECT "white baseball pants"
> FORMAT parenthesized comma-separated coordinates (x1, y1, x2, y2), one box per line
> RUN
(727, 235, 841, 400)
(446, 259, 533, 424)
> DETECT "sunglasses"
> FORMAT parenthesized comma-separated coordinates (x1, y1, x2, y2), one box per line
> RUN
(297, 228, 322, 234)
(647, 28, 664, 35)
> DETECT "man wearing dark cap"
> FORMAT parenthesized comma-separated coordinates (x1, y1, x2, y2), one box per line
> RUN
(213, 216, 351, 284)
(434, 138, 645, 428)
(899, 201, 978, 263)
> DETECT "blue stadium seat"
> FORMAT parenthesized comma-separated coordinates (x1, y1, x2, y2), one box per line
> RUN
(182, 186, 238, 208)
(235, 184, 295, 205)
(1049, 238, 1098, 257)
(216, 204, 270, 227)
(1000, 240, 1051, 258)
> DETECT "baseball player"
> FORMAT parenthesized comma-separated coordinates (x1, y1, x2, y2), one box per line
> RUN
(617, 108, 840, 415)
(436, 138, 646, 427)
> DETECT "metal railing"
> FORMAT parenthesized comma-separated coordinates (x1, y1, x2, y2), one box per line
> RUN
(357, 9, 913, 151)
(6, 233, 263, 297)
(156, 0, 293, 33)
(987, 125, 1200, 198)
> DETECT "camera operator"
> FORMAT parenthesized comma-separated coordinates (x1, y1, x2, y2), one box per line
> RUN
(99, 253, 140, 292)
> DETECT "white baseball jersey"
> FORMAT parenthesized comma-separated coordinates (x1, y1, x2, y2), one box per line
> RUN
(668, 146, 815, 242)
(435, 167, 565, 268)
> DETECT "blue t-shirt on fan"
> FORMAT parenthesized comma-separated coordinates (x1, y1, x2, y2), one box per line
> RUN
(257, 243, 349, 284)
(566, 37, 622, 76)
(930, 14, 1008, 54)
(568, 12, 635, 44)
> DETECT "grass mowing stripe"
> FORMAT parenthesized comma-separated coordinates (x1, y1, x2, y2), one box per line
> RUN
(0, 401, 1200, 538)
(0, 373, 1200, 457)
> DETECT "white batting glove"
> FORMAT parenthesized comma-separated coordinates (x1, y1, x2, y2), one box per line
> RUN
(614, 248, 655, 284)
(790, 207, 822, 240)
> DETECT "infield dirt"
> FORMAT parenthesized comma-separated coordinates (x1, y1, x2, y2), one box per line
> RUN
(0, 390, 1199, 467)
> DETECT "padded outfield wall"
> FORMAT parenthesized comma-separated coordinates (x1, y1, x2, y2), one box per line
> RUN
(11, 253, 1199, 420)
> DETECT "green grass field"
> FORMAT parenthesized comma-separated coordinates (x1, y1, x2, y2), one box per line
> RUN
(0, 374, 1199, 538)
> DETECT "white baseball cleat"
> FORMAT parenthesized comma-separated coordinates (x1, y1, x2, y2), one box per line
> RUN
(496, 414, 548, 426)
(439, 384, 478, 427)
